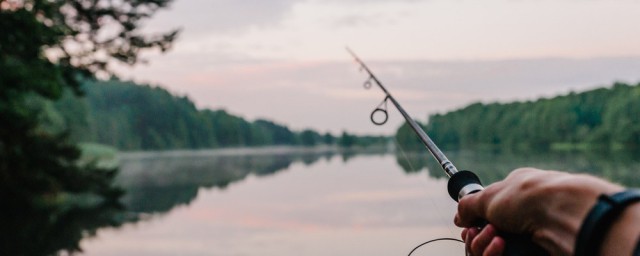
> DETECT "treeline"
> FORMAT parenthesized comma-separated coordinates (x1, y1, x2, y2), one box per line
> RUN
(44, 79, 386, 150)
(395, 82, 640, 151)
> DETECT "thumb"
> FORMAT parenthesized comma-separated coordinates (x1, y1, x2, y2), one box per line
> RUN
(455, 191, 487, 227)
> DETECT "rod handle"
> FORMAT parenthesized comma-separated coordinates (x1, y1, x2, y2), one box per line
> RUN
(447, 171, 549, 256)
(448, 170, 483, 201)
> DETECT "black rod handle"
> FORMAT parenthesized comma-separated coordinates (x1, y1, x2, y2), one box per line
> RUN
(448, 171, 549, 256)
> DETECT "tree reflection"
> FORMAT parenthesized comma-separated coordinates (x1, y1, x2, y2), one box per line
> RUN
(117, 148, 388, 216)
(394, 149, 640, 187)
(0, 200, 130, 255)
(11, 148, 635, 255)
(394, 151, 430, 174)
(116, 150, 335, 215)
(3, 149, 339, 255)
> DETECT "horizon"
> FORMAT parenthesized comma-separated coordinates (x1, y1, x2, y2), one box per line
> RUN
(129, 61, 640, 136)
(113, 0, 640, 135)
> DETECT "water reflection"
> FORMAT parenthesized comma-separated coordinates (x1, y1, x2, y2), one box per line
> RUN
(0, 200, 129, 256)
(82, 147, 448, 256)
(116, 147, 385, 216)
(10, 147, 638, 255)
(396, 149, 640, 186)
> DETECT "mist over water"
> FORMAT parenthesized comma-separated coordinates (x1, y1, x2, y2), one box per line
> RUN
(70, 147, 640, 255)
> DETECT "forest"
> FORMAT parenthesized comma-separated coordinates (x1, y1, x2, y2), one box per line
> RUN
(39, 78, 387, 150)
(395, 82, 640, 151)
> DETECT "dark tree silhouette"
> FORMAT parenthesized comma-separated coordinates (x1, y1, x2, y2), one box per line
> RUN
(0, 0, 178, 254)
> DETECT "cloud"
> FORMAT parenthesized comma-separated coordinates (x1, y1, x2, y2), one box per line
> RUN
(120, 0, 640, 134)
(375, 57, 640, 101)
(146, 0, 301, 34)
(138, 0, 640, 63)
(119, 56, 640, 135)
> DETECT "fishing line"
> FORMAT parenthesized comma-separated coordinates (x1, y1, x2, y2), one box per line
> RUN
(348, 47, 547, 256)
(392, 136, 418, 172)
(392, 136, 455, 237)
(407, 238, 465, 256)
(349, 47, 468, 255)
(393, 128, 465, 255)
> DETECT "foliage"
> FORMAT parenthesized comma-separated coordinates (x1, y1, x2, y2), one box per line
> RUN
(1, 199, 130, 256)
(0, 0, 177, 254)
(338, 131, 357, 148)
(394, 120, 428, 151)
(299, 129, 321, 146)
(354, 134, 388, 148)
(48, 78, 387, 150)
(56, 79, 306, 149)
(395, 82, 640, 151)
(322, 132, 335, 144)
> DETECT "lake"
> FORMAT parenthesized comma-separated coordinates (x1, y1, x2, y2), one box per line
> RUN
(76, 147, 639, 256)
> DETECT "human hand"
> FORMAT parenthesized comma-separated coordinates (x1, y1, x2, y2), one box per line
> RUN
(461, 224, 505, 256)
(454, 168, 623, 256)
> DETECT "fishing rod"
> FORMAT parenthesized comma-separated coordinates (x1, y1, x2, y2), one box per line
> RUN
(346, 48, 549, 256)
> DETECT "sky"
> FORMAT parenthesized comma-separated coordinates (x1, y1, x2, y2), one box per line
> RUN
(115, 0, 640, 135)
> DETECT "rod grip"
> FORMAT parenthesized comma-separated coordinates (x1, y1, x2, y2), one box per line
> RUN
(447, 171, 549, 256)
(447, 170, 482, 201)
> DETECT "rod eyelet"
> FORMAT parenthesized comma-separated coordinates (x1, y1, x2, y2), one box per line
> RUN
(370, 108, 388, 125)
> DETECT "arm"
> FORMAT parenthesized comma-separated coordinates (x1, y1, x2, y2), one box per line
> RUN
(455, 168, 639, 256)
(600, 203, 640, 256)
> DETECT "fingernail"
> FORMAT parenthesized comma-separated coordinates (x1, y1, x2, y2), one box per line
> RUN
(465, 228, 472, 242)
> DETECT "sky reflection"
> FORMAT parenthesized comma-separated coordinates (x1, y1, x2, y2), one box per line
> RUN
(81, 153, 462, 256)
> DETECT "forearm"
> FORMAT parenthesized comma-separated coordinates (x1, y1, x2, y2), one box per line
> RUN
(600, 203, 640, 256)
(534, 174, 623, 255)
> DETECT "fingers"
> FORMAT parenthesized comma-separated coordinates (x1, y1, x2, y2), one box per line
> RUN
(456, 169, 539, 228)
(461, 224, 507, 256)
(470, 224, 497, 255)
(461, 228, 468, 240)
(456, 191, 487, 227)
(456, 168, 547, 255)
(484, 236, 505, 256)
(464, 227, 479, 254)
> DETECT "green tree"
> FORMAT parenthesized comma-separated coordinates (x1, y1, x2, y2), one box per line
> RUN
(395, 121, 427, 151)
(52, 79, 340, 150)
(338, 131, 357, 148)
(322, 132, 335, 145)
(0, 0, 177, 254)
(299, 129, 320, 146)
(397, 82, 640, 151)
(601, 85, 640, 149)
(254, 119, 296, 145)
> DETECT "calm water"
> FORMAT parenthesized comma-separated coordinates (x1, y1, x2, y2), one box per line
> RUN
(76, 147, 640, 256)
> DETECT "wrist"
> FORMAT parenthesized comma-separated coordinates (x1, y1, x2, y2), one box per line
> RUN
(532, 175, 622, 255)
(575, 189, 640, 256)
(600, 202, 640, 256)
